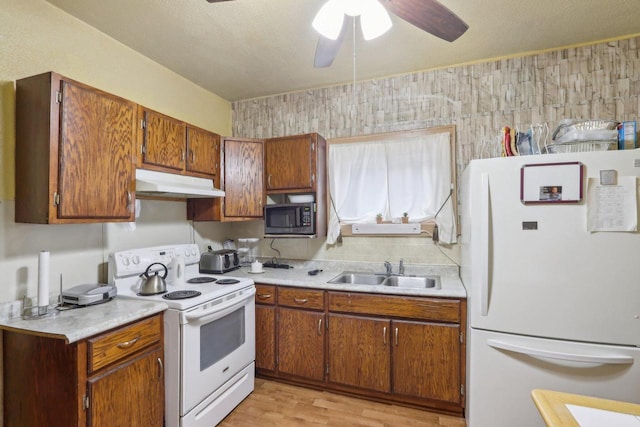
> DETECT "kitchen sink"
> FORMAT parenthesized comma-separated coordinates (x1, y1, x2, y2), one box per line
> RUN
(383, 275, 440, 289)
(327, 271, 441, 289)
(327, 272, 387, 285)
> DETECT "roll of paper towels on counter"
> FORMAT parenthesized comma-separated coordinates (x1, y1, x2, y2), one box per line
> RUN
(37, 250, 50, 307)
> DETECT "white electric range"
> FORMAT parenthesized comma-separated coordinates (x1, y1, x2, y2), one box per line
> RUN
(108, 244, 255, 427)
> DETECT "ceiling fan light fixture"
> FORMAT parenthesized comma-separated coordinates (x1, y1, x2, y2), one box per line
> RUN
(360, 1, 392, 40)
(312, 0, 346, 40)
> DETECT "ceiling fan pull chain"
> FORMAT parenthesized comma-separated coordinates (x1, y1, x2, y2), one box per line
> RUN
(352, 16, 357, 107)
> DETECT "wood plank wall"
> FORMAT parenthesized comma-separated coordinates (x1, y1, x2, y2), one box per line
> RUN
(232, 36, 640, 176)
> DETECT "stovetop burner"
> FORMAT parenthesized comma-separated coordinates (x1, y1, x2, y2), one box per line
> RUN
(216, 279, 241, 285)
(163, 290, 202, 300)
(187, 277, 217, 284)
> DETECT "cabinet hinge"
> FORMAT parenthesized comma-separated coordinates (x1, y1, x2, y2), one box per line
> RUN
(83, 394, 90, 409)
(53, 192, 60, 206)
(141, 144, 146, 154)
(55, 91, 63, 103)
(461, 384, 465, 396)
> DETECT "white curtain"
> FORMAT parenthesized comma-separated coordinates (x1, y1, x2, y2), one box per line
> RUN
(328, 131, 456, 244)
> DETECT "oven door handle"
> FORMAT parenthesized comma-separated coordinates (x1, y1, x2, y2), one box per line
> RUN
(184, 287, 255, 324)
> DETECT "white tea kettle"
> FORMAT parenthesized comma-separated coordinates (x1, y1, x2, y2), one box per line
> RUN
(139, 262, 168, 295)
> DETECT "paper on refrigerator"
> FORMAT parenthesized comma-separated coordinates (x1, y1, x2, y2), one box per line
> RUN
(587, 177, 638, 232)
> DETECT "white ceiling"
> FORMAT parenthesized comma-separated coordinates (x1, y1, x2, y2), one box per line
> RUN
(46, 0, 640, 101)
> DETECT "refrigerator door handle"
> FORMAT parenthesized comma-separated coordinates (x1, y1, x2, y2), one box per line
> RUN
(480, 173, 490, 316)
(487, 339, 634, 365)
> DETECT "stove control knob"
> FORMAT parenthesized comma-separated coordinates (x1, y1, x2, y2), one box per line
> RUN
(132, 255, 140, 265)
(122, 256, 130, 266)
(190, 248, 197, 257)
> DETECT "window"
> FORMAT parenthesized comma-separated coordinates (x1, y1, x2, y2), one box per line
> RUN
(327, 126, 457, 244)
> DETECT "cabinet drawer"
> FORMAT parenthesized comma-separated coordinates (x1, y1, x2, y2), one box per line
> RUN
(255, 284, 276, 305)
(88, 314, 162, 373)
(278, 287, 325, 310)
(328, 292, 460, 323)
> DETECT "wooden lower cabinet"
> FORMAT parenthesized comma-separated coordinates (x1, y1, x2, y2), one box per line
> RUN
(255, 305, 276, 372)
(87, 347, 164, 426)
(255, 284, 466, 416)
(327, 314, 390, 392)
(392, 320, 461, 405)
(277, 307, 325, 381)
(255, 284, 277, 372)
(3, 313, 164, 426)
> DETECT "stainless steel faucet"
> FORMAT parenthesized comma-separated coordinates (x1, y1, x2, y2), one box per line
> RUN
(384, 261, 393, 276)
(399, 258, 405, 276)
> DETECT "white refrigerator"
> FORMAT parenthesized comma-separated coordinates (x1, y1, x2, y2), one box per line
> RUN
(460, 148, 640, 427)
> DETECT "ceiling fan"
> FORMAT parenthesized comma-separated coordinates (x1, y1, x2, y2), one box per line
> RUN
(205, 0, 468, 68)
(312, 0, 468, 67)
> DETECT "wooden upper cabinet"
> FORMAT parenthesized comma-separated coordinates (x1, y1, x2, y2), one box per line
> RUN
(187, 137, 264, 221)
(15, 72, 136, 224)
(265, 133, 325, 193)
(139, 107, 186, 172)
(138, 109, 220, 179)
(223, 137, 264, 218)
(186, 125, 219, 177)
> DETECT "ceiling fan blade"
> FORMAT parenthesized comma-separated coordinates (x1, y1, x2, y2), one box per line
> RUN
(382, 0, 468, 42)
(313, 23, 347, 68)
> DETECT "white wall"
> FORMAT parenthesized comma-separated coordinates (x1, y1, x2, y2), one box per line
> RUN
(0, 0, 234, 307)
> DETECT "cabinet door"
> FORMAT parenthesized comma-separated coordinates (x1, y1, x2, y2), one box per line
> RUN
(265, 134, 314, 191)
(277, 307, 324, 381)
(87, 347, 164, 427)
(327, 314, 391, 393)
(141, 108, 186, 171)
(392, 320, 461, 405)
(186, 126, 219, 176)
(222, 137, 264, 218)
(58, 80, 135, 220)
(255, 304, 276, 372)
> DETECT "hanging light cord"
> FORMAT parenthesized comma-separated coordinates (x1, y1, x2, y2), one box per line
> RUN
(352, 16, 356, 106)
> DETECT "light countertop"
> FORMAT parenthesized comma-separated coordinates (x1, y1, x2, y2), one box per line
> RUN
(531, 389, 640, 426)
(0, 299, 167, 343)
(229, 259, 466, 299)
(0, 260, 464, 343)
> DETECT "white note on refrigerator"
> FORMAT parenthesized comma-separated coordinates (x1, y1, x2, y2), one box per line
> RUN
(587, 177, 638, 232)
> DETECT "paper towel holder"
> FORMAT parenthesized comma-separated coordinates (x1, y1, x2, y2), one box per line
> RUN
(21, 294, 58, 320)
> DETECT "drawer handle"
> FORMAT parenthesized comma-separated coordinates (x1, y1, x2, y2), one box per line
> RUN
(395, 327, 399, 346)
(257, 294, 272, 300)
(383, 326, 387, 345)
(317, 318, 323, 336)
(294, 298, 308, 304)
(116, 335, 140, 350)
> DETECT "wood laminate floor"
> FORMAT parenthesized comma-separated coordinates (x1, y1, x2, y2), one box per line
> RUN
(218, 378, 467, 427)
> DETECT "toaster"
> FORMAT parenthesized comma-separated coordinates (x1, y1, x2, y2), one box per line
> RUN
(199, 248, 240, 274)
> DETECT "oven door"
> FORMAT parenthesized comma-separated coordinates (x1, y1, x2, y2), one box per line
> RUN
(180, 286, 256, 415)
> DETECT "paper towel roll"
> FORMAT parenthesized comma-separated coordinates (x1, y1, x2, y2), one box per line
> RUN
(37, 251, 50, 307)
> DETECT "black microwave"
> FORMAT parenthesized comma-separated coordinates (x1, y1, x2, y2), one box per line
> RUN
(264, 203, 316, 235)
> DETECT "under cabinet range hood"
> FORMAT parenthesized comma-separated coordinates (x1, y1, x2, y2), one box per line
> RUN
(135, 169, 224, 198)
